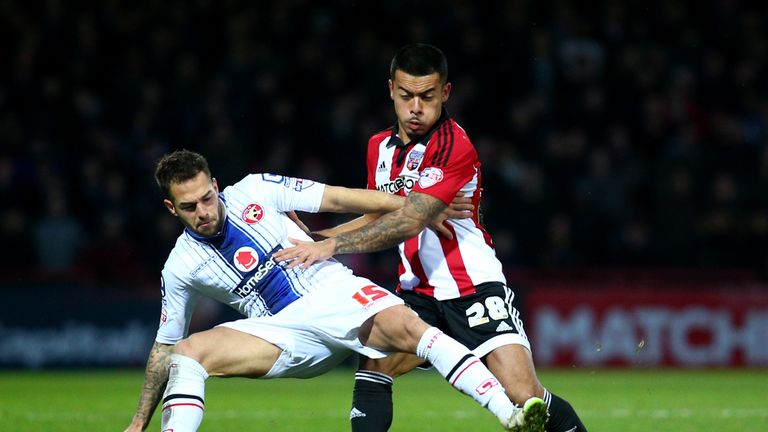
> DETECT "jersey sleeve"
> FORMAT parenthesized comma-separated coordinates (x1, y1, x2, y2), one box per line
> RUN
(411, 134, 478, 205)
(155, 267, 200, 344)
(240, 174, 326, 213)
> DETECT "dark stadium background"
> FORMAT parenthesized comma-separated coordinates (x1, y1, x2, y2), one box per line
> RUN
(2, 1, 767, 370)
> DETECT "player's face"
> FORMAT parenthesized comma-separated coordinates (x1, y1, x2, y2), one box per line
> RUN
(164, 171, 222, 237)
(389, 70, 451, 143)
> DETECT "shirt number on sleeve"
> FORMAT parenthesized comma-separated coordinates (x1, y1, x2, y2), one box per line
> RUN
(352, 285, 390, 306)
(261, 173, 286, 183)
(466, 296, 509, 327)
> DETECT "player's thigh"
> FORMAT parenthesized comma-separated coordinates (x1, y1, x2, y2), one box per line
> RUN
(357, 291, 446, 376)
(358, 291, 439, 373)
(362, 305, 429, 353)
(176, 327, 282, 378)
(485, 343, 544, 404)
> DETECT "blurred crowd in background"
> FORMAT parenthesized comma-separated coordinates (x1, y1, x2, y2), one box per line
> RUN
(2, 0, 768, 291)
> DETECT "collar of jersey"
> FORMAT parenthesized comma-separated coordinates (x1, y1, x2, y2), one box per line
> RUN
(386, 108, 451, 149)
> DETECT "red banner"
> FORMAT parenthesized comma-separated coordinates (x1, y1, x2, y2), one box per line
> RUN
(512, 270, 768, 367)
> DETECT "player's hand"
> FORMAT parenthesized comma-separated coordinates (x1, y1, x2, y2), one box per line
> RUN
(429, 193, 473, 240)
(273, 237, 336, 269)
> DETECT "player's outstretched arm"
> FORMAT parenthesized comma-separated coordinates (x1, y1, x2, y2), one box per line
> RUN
(124, 341, 174, 432)
(332, 192, 446, 252)
(319, 185, 405, 214)
(312, 192, 472, 240)
(312, 213, 382, 239)
(274, 192, 446, 269)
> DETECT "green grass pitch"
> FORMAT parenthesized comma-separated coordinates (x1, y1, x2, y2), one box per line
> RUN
(0, 368, 766, 431)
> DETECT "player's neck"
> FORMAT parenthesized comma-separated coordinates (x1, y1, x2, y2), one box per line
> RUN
(397, 126, 416, 146)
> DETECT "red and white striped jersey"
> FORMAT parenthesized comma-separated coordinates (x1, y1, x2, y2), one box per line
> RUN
(366, 113, 505, 300)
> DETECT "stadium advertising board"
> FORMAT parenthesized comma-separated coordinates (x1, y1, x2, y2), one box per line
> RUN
(519, 271, 768, 367)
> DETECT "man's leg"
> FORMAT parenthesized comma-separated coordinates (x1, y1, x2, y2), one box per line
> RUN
(486, 344, 587, 432)
(161, 327, 282, 432)
(351, 290, 442, 432)
(350, 353, 424, 432)
(360, 305, 541, 429)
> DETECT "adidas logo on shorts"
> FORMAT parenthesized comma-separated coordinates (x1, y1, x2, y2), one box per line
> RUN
(496, 321, 514, 332)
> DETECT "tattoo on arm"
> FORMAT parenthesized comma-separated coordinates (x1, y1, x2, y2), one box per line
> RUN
(132, 342, 173, 427)
(333, 193, 446, 254)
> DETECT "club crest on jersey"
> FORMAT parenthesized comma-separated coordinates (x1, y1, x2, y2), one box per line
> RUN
(418, 167, 444, 188)
(234, 246, 259, 272)
(406, 150, 424, 171)
(241, 203, 264, 224)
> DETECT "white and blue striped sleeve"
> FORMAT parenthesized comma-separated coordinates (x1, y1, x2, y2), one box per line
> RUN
(155, 267, 200, 345)
(239, 173, 325, 213)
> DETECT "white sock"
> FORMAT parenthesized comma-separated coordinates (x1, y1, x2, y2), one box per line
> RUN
(416, 327, 516, 423)
(161, 354, 209, 432)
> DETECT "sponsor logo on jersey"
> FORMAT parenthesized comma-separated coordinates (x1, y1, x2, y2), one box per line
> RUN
(406, 150, 424, 171)
(377, 161, 387, 173)
(418, 167, 444, 188)
(232, 254, 278, 298)
(377, 175, 417, 194)
(242, 203, 264, 224)
(159, 307, 168, 325)
(234, 246, 259, 272)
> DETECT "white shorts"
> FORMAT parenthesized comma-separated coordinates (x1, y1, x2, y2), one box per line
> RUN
(218, 275, 404, 379)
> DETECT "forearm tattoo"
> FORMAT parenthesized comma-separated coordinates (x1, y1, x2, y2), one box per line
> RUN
(334, 193, 445, 254)
(135, 342, 173, 423)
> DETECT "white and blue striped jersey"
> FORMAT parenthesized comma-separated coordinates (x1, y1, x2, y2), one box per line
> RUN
(155, 174, 353, 344)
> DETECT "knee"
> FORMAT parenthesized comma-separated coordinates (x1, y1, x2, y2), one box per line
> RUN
(372, 306, 426, 342)
(387, 306, 428, 340)
(173, 337, 203, 361)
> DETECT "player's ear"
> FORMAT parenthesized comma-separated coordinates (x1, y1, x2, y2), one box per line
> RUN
(212, 177, 219, 193)
(442, 81, 452, 103)
(163, 199, 178, 217)
(388, 79, 394, 100)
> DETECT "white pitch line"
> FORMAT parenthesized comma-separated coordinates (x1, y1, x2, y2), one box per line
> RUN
(576, 408, 768, 419)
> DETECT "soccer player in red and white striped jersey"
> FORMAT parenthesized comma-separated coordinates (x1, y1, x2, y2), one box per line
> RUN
(275, 44, 586, 432)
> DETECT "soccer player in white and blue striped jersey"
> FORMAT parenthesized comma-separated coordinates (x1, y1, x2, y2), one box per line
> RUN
(124, 149, 538, 432)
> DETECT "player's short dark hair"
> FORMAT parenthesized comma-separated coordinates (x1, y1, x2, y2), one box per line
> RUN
(390, 43, 448, 83)
(154, 149, 211, 199)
